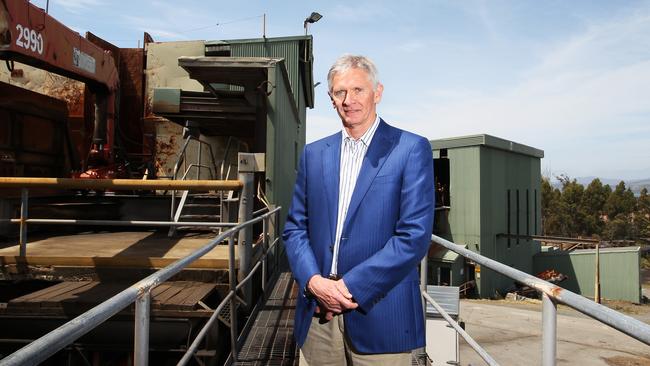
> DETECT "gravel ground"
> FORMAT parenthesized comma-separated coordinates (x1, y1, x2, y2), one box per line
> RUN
(455, 298, 650, 365)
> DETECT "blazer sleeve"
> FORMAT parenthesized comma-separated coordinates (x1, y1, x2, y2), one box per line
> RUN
(282, 146, 321, 295)
(342, 136, 434, 311)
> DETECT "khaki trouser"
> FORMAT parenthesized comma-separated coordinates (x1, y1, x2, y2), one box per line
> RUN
(299, 314, 411, 366)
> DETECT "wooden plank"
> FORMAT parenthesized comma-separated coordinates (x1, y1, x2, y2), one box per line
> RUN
(3, 280, 223, 316)
(150, 283, 171, 298)
(151, 283, 184, 307)
(59, 282, 127, 308)
(43, 282, 99, 307)
(180, 283, 217, 307)
(0, 256, 232, 269)
(152, 282, 189, 307)
(160, 284, 197, 310)
(8, 282, 72, 303)
(9, 282, 92, 309)
(163, 282, 216, 311)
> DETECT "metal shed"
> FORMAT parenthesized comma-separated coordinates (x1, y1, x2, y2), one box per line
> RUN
(145, 35, 314, 232)
(430, 134, 544, 298)
(427, 243, 466, 287)
(534, 246, 641, 303)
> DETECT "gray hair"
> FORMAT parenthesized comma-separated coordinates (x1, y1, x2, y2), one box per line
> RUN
(327, 54, 380, 91)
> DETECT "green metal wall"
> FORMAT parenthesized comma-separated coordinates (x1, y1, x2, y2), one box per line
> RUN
(432, 141, 542, 298)
(265, 62, 305, 237)
(478, 146, 542, 297)
(534, 248, 641, 303)
(225, 37, 310, 222)
(534, 247, 641, 303)
(228, 36, 312, 109)
(445, 146, 482, 247)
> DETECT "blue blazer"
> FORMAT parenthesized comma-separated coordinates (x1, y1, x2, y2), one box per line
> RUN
(283, 120, 434, 354)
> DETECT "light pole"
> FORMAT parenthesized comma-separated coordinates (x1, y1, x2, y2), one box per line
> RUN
(304, 12, 323, 35)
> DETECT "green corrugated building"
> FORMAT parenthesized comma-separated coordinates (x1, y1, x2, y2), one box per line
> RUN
(148, 35, 314, 231)
(429, 134, 544, 297)
(534, 246, 641, 303)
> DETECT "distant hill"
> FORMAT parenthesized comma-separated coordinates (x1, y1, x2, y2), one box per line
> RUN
(552, 176, 650, 196)
(629, 179, 650, 195)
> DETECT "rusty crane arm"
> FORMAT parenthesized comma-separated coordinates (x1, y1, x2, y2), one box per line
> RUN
(0, 0, 120, 170)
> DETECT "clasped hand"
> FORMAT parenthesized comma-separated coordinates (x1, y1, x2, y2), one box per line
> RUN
(307, 275, 358, 321)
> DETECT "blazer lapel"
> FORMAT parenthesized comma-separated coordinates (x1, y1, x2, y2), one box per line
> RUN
(322, 134, 341, 244)
(343, 120, 396, 235)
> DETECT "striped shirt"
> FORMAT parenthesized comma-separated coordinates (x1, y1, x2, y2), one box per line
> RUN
(330, 116, 381, 276)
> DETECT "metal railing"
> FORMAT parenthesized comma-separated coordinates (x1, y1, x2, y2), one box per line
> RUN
(422, 234, 650, 366)
(170, 135, 222, 225)
(0, 177, 242, 257)
(0, 201, 282, 366)
(421, 291, 499, 366)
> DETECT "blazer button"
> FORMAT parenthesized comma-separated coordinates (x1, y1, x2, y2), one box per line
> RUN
(329, 244, 334, 253)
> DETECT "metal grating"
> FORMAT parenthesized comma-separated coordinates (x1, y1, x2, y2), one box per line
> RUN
(236, 273, 433, 365)
(237, 272, 299, 365)
(218, 300, 233, 327)
(425, 285, 460, 317)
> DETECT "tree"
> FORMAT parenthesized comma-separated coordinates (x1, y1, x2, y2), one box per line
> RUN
(541, 177, 564, 235)
(603, 214, 636, 240)
(636, 188, 650, 238)
(540, 177, 645, 242)
(604, 181, 636, 219)
(560, 178, 587, 236)
(580, 178, 610, 236)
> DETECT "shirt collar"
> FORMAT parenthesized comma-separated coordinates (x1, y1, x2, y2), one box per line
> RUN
(341, 115, 380, 147)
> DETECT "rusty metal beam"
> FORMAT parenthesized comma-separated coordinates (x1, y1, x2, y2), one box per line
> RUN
(0, 0, 118, 92)
(0, 177, 242, 191)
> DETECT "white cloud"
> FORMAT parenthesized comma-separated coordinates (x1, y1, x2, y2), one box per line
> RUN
(391, 6, 650, 179)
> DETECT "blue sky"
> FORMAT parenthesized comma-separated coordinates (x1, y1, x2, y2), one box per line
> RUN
(33, 0, 650, 180)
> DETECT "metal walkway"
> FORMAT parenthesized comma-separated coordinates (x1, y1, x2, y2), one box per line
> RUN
(237, 272, 299, 365)
(235, 272, 429, 366)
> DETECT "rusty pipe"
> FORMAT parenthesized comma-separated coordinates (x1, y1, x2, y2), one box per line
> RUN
(0, 177, 243, 191)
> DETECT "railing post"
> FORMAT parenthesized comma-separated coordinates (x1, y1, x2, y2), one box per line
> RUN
(134, 290, 151, 366)
(262, 216, 268, 293)
(595, 241, 601, 304)
(542, 292, 557, 366)
(228, 234, 239, 364)
(237, 153, 263, 308)
(416, 254, 429, 363)
(19, 188, 28, 257)
(197, 138, 202, 180)
(420, 255, 428, 315)
(271, 206, 279, 272)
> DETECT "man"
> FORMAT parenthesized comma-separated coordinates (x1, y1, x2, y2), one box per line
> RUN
(283, 54, 434, 365)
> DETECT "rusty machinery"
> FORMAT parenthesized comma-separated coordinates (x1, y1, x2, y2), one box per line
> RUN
(0, 0, 126, 179)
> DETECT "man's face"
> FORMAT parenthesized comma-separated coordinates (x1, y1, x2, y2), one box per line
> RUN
(329, 68, 383, 131)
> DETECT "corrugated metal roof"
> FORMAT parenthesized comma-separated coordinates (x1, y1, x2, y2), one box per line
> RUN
(429, 244, 467, 262)
(207, 35, 312, 44)
(430, 134, 544, 158)
(536, 246, 640, 256)
(205, 36, 314, 109)
(425, 285, 460, 317)
(178, 56, 283, 69)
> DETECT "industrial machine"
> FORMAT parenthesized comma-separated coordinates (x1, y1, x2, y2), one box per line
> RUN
(1, 0, 124, 179)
